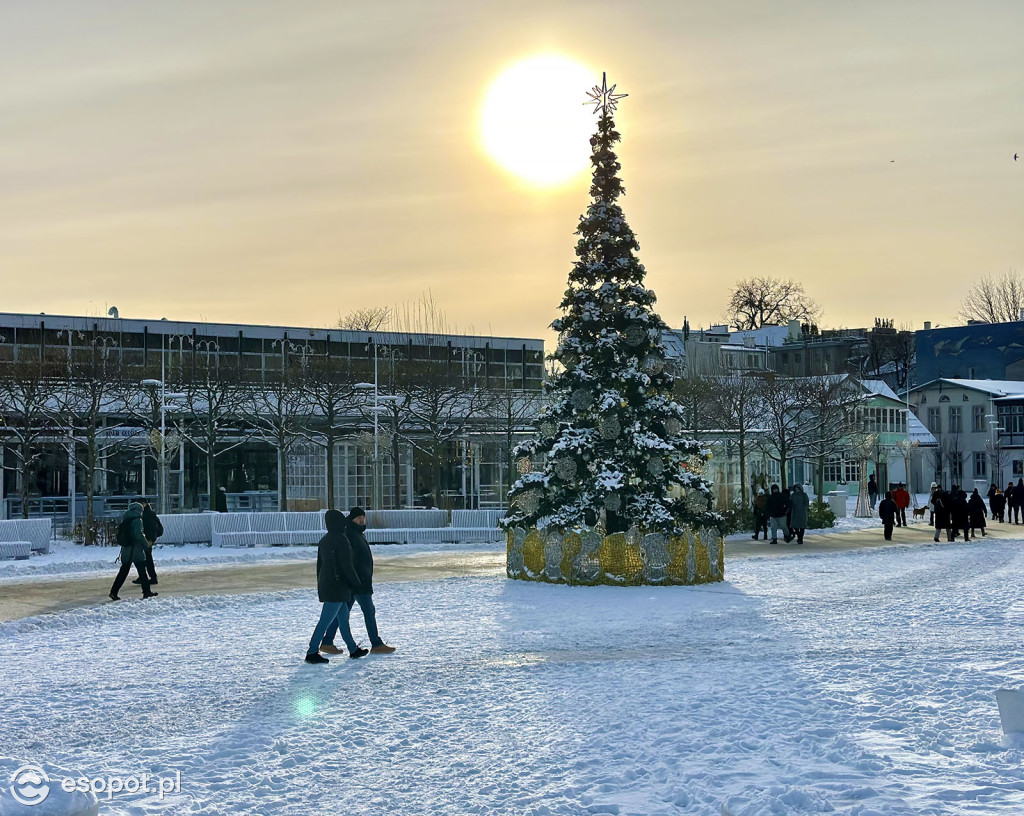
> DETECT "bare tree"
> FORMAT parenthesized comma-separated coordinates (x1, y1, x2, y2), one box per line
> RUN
(863, 321, 916, 391)
(726, 276, 822, 331)
(338, 307, 393, 332)
(751, 375, 817, 489)
(800, 375, 863, 501)
(58, 333, 135, 542)
(987, 436, 1010, 488)
(958, 269, 1024, 325)
(480, 380, 544, 504)
(296, 355, 363, 510)
(242, 360, 309, 511)
(944, 433, 967, 486)
(175, 355, 254, 511)
(706, 373, 761, 507)
(0, 359, 66, 517)
(673, 375, 719, 444)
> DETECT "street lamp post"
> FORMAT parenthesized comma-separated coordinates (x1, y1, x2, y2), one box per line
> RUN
(356, 347, 403, 510)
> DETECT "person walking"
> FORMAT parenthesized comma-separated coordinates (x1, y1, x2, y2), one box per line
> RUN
(878, 490, 897, 540)
(992, 487, 1006, 523)
(766, 484, 792, 544)
(109, 502, 157, 601)
(321, 508, 396, 656)
(751, 488, 769, 540)
(932, 486, 951, 542)
(928, 482, 939, 526)
(968, 488, 987, 539)
(1016, 477, 1024, 523)
(950, 485, 970, 541)
(987, 482, 998, 513)
(892, 483, 910, 527)
(132, 497, 162, 587)
(788, 483, 809, 545)
(1005, 482, 1016, 524)
(867, 474, 879, 511)
(304, 509, 367, 664)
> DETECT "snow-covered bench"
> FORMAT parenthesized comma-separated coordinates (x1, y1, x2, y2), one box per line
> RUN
(0, 541, 32, 560)
(0, 518, 52, 554)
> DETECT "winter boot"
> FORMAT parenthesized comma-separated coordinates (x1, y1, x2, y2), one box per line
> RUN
(305, 652, 329, 664)
(320, 644, 344, 655)
(349, 647, 369, 659)
(370, 644, 397, 654)
(142, 591, 159, 599)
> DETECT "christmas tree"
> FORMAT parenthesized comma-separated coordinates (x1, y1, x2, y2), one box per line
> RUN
(505, 74, 721, 536)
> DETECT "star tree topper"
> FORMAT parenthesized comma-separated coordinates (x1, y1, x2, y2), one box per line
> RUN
(585, 72, 628, 116)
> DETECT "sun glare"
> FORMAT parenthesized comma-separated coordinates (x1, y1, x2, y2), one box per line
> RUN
(480, 55, 598, 188)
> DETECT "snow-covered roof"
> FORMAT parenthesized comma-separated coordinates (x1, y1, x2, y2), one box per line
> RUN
(909, 412, 937, 446)
(911, 378, 1024, 398)
(860, 380, 900, 401)
(660, 329, 687, 359)
(729, 326, 789, 347)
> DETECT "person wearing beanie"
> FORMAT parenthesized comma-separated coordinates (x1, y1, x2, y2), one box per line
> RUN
(109, 502, 158, 601)
(878, 491, 897, 541)
(305, 509, 366, 664)
(321, 507, 396, 655)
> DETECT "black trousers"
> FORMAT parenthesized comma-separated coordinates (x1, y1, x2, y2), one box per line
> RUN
(143, 546, 158, 582)
(896, 507, 907, 527)
(883, 522, 894, 540)
(111, 560, 150, 596)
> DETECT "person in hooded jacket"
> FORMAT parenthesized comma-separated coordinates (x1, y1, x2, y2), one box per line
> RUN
(766, 484, 792, 544)
(991, 487, 1006, 523)
(751, 488, 769, 540)
(968, 488, 987, 538)
(109, 502, 157, 600)
(788, 484, 809, 545)
(305, 509, 366, 664)
(932, 486, 951, 542)
(878, 491, 897, 540)
(950, 485, 970, 541)
(1006, 482, 1017, 524)
(1016, 478, 1024, 523)
(321, 508, 396, 655)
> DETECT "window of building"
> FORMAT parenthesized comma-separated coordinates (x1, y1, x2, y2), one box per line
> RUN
(927, 407, 942, 434)
(972, 405, 986, 432)
(974, 452, 987, 479)
(939, 395, 950, 402)
(1015, 460, 1024, 477)
(949, 406, 962, 434)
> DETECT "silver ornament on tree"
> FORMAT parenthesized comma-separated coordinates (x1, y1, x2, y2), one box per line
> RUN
(646, 455, 665, 477)
(571, 388, 594, 410)
(623, 325, 646, 346)
(539, 420, 558, 438)
(553, 458, 577, 481)
(598, 416, 621, 439)
(516, 488, 541, 515)
(604, 492, 622, 512)
(641, 354, 665, 375)
(664, 418, 682, 436)
(685, 490, 708, 512)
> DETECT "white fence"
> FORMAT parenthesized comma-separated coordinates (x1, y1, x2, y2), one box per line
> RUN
(0, 518, 52, 555)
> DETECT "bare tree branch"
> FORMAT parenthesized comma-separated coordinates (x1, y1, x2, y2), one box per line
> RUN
(957, 269, 1024, 325)
(725, 276, 822, 331)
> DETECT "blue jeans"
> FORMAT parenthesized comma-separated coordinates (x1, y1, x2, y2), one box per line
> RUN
(324, 594, 383, 648)
(307, 602, 357, 656)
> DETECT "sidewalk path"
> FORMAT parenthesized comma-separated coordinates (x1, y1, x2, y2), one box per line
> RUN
(1, 520, 1017, 623)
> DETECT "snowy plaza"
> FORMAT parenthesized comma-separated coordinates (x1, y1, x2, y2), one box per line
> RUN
(3, 533, 1024, 815)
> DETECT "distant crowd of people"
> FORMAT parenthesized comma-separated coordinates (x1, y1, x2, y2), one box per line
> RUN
(751, 473, 1024, 545)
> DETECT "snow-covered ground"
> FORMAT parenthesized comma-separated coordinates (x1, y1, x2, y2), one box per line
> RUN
(2, 538, 1023, 815)
(1, 494, 896, 582)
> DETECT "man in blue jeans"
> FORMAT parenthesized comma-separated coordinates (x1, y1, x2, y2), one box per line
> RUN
(305, 509, 367, 664)
(321, 507, 396, 656)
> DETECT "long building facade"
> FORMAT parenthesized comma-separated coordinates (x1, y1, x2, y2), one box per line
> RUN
(0, 311, 545, 519)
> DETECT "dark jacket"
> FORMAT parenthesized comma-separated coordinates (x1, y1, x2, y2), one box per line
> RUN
(1005, 485, 1016, 507)
(766, 490, 790, 519)
(968, 492, 987, 527)
(878, 497, 897, 524)
(118, 503, 148, 565)
(992, 491, 1006, 515)
(789, 486, 810, 529)
(316, 510, 360, 604)
(142, 505, 163, 544)
(868, 477, 878, 497)
(951, 490, 969, 527)
(347, 522, 374, 595)
(933, 489, 951, 528)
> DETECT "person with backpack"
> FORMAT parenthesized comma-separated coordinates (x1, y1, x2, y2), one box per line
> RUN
(109, 502, 158, 601)
(132, 497, 162, 587)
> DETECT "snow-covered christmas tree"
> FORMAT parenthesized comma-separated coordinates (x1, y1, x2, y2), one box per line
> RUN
(504, 75, 724, 586)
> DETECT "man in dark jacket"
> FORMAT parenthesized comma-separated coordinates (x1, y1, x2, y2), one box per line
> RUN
(867, 474, 879, 510)
(968, 488, 987, 538)
(321, 508, 396, 655)
(766, 484, 792, 544)
(878, 491, 897, 540)
(132, 497, 162, 586)
(109, 502, 157, 601)
(305, 509, 366, 664)
(933, 486, 951, 542)
(950, 485, 970, 541)
(1006, 482, 1017, 524)
(992, 488, 1006, 523)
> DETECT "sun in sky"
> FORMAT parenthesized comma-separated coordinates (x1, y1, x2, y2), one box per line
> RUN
(479, 54, 599, 188)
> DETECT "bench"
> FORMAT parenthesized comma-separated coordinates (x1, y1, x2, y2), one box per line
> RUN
(0, 518, 52, 554)
(0, 540, 32, 560)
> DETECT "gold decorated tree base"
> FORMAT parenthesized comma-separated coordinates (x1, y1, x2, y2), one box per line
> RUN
(506, 525, 724, 586)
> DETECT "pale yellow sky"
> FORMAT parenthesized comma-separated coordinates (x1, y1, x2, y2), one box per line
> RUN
(1, 1, 1022, 342)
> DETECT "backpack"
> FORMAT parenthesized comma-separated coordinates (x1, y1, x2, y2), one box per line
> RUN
(116, 519, 132, 548)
